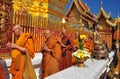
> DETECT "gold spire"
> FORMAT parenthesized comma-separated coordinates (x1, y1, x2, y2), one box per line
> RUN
(118, 13, 119, 18)
(100, 1, 103, 8)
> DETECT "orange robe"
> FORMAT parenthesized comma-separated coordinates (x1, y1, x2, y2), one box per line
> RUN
(0, 63, 4, 79)
(61, 36, 74, 70)
(84, 38, 93, 52)
(73, 38, 78, 50)
(41, 35, 61, 78)
(72, 38, 78, 64)
(10, 33, 36, 79)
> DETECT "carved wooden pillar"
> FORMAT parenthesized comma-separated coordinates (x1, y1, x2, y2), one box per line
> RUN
(0, 0, 13, 53)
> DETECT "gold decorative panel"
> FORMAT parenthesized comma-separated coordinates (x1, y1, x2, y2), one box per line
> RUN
(0, 1, 12, 53)
(12, 0, 48, 28)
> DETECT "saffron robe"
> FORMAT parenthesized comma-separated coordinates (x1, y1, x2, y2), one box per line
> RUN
(41, 35, 61, 79)
(61, 35, 74, 70)
(84, 38, 93, 52)
(72, 38, 79, 64)
(10, 33, 36, 79)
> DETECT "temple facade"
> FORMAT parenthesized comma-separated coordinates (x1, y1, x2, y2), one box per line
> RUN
(0, 0, 119, 53)
(66, 0, 94, 35)
(94, 4, 120, 49)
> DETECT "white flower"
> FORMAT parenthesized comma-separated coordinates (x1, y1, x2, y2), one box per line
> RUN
(72, 49, 91, 58)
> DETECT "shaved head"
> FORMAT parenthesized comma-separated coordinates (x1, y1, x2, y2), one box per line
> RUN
(45, 30, 51, 34)
(44, 30, 51, 39)
(13, 24, 23, 36)
(62, 29, 66, 33)
(13, 24, 23, 31)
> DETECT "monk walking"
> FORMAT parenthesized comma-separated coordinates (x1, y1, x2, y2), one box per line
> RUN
(41, 30, 62, 78)
(6, 24, 36, 79)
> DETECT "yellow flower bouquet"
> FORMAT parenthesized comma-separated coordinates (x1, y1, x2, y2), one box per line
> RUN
(72, 49, 91, 67)
(72, 49, 91, 59)
(72, 34, 92, 67)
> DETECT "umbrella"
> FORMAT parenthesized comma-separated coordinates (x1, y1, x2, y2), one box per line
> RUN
(113, 30, 120, 40)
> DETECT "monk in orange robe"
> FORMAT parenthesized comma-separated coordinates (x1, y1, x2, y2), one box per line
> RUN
(6, 24, 36, 79)
(41, 30, 62, 78)
(0, 63, 4, 79)
(73, 32, 79, 50)
(72, 33, 79, 65)
(61, 30, 75, 70)
(84, 36, 94, 52)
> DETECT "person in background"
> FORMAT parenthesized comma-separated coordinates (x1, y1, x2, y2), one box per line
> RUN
(41, 30, 62, 78)
(73, 32, 79, 51)
(84, 36, 94, 52)
(71, 32, 79, 65)
(61, 29, 75, 70)
(6, 24, 36, 79)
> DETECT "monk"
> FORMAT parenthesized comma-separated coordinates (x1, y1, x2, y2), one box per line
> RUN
(84, 36, 94, 52)
(0, 63, 4, 79)
(6, 24, 36, 79)
(72, 32, 79, 65)
(61, 30, 75, 70)
(73, 32, 79, 50)
(41, 30, 62, 78)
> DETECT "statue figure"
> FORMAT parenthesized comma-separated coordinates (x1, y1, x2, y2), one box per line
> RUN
(92, 22, 108, 59)
(92, 21, 101, 44)
(93, 28, 101, 44)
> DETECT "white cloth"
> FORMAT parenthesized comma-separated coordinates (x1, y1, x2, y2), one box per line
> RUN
(44, 51, 114, 79)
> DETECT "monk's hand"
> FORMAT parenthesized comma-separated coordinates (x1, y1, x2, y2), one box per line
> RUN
(6, 42, 11, 48)
(10, 43, 17, 49)
(47, 49, 52, 52)
(61, 44, 66, 48)
(73, 46, 78, 51)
